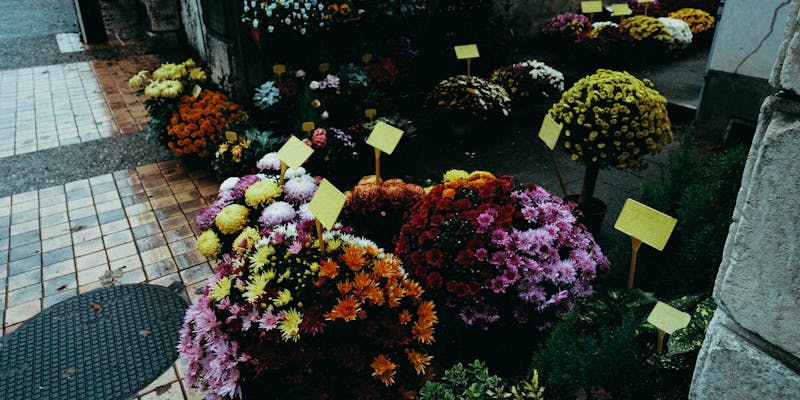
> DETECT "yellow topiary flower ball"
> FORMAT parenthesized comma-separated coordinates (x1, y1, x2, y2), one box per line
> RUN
(548, 69, 672, 171)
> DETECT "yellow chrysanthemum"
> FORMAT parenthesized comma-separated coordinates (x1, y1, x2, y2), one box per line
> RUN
(152, 63, 186, 80)
(668, 8, 715, 34)
(183, 58, 197, 68)
(128, 70, 148, 89)
(215, 204, 250, 235)
(159, 80, 183, 99)
(209, 276, 232, 302)
(189, 67, 207, 82)
(243, 272, 270, 303)
(272, 289, 293, 307)
(143, 80, 161, 98)
(278, 308, 303, 342)
(250, 245, 276, 269)
(232, 226, 260, 253)
(244, 180, 282, 208)
(197, 230, 222, 258)
(442, 169, 469, 183)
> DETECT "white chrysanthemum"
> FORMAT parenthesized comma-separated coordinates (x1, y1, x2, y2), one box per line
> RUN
(284, 167, 306, 179)
(259, 201, 297, 227)
(284, 174, 317, 204)
(297, 203, 314, 221)
(519, 60, 565, 94)
(220, 177, 240, 193)
(658, 17, 693, 51)
(256, 152, 281, 171)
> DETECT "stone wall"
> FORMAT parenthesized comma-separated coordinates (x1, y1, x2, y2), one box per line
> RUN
(140, 0, 182, 49)
(696, 0, 792, 138)
(179, 0, 207, 57)
(689, 0, 800, 397)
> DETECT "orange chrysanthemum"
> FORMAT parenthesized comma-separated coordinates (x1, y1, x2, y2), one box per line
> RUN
(319, 259, 339, 279)
(370, 355, 397, 386)
(373, 256, 403, 279)
(405, 349, 433, 375)
(163, 89, 242, 158)
(401, 279, 424, 299)
(412, 301, 437, 344)
(324, 295, 361, 321)
(337, 281, 352, 295)
(384, 279, 405, 308)
(341, 244, 368, 271)
(399, 309, 412, 325)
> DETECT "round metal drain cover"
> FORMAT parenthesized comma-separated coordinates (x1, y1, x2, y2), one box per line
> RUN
(0, 284, 188, 400)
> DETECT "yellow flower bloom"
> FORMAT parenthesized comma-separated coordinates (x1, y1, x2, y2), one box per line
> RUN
(189, 67, 207, 82)
(197, 230, 222, 258)
(128, 70, 148, 89)
(278, 308, 303, 342)
(232, 226, 260, 253)
(442, 169, 469, 183)
(272, 289, 293, 307)
(243, 272, 270, 303)
(215, 204, 250, 235)
(244, 180, 282, 208)
(250, 246, 276, 269)
(209, 276, 232, 302)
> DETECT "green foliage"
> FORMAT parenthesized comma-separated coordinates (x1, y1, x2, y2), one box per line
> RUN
(608, 127, 748, 297)
(531, 289, 714, 400)
(418, 360, 545, 400)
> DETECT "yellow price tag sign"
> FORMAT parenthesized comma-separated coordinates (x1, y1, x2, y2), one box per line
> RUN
(308, 178, 346, 230)
(191, 85, 202, 99)
(319, 63, 330, 73)
(225, 131, 238, 143)
(366, 121, 404, 155)
(454, 44, 480, 60)
(614, 199, 677, 251)
(581, 1, 603, 13)
(538, 115, 563, 151)
(364, 108, 377, 119)
(638, 0, 654, 3)
(276, 136, 314, 169)
(273, 64, 286, 75)
(647, 301, 691, 335)
(611, 3, 632, 16)
(362, 53, 373, 63)
(301, 122, 316, 133)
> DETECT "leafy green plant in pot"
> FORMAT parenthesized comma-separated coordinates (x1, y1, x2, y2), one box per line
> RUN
(547, 69, 672, 235)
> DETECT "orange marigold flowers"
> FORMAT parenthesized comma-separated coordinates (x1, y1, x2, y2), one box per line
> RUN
(405, 349, 433, 375)
(325, 295, 361, 321)
(163, 89, 243, 159)
(370, 355, 397, 386)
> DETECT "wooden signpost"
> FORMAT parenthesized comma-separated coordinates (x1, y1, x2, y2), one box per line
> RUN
(580, 1, 603, 23)
(308, 179, 346, 256)
(276, 136, 314, 186)
(647, 301, 691, 354)
(537, 114, 568, 197)
(614, 199, 678, 289)
(366, 121, 404, 184)
(454, 44, 480, 77)
(638, 0, 654, 16)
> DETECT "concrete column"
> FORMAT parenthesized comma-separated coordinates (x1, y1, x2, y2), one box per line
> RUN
(141, 0, 182, 49)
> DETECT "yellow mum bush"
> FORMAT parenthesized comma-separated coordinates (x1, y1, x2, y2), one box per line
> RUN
(619, 15, 671, 42)
(668, 8, 715, 34)
(215, 204, 250, 235)
(197, 230, 222, 258)
(548, 69, 672, 171)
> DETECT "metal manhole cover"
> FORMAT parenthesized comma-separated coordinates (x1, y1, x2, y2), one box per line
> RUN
(0, 284, 188, 400)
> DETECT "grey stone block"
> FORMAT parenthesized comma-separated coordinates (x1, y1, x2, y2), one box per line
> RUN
(771, 0, 800, 91)
(714, 95, 800, 359)
(690, 309, 800, 400)
(144, 30, 180, 50)
(141, 0, 182, 32)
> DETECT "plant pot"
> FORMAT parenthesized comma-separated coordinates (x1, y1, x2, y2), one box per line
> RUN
(249, 26, 261, 48)
(566, 194, 607, 237)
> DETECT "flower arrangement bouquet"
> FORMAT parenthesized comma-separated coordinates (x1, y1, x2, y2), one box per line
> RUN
(394, 170, 608, 372)
(195, 153, 319, 259)
(341, 175, 425, 249)
(490, 60, 564, 106)
(182, 218, 438, 399)
(542, 13, 591, 41)
(128, 59, 208, 141)
(547, 69, 672, 212)
(667, 8, 715, 34)
(210, 126, 284, 179)
(423, 75, 511, 120)
(162, 89, 244, 159)
(658, 17, 693, 51)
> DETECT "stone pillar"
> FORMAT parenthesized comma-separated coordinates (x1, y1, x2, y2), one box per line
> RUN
(141, 0, 182, 49)
(491, 0, 582, 40)
(689, 1, 800, 398)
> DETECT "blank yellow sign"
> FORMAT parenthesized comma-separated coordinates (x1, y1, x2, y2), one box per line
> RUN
(611, 3, 632, 16)
(538, 115, 563, 150)
(614, 199, 677, 251)
(647, 301, 691, 334)
(319, 63, 330, 73)
(191, 85, 202, 99)
(364, 108, 377, 119)
(225, 131, 238, 143)
(362, 53, 373, 63)
(581, 1, 603, 13)
(273, 64, 286, 74)
(301, 122, 316, 133)
(366, 121, 404, 155)
(454, 44, 480, 60)
(638, 0, 654, 3)
(308, 179, 346, 230)
(277, 136, 314, 169)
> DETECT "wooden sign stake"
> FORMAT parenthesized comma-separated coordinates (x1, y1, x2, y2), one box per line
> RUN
(315, 218, 326, 256)
(628, 237, 643, 289)
(279, 161, 288, 187)
(656, 329, 666, 354)
(644, 2, 650, 16)
(374, 148, 382, 184)
(466, 58, 472, 77)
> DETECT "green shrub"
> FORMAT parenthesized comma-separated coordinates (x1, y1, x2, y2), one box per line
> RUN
(418, 360, 545, 400)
